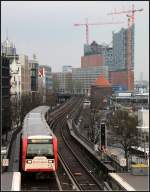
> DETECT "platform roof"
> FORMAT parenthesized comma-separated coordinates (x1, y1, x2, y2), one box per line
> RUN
(95, 74, 111, 87)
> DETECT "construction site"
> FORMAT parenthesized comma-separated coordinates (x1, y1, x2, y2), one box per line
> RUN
(74, 4, 143, 92)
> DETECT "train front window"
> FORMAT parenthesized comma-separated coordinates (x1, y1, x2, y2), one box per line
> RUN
(26, 143, 54, 158)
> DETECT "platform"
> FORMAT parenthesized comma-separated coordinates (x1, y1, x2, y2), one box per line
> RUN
(67, 119, 115, 172)
(1, 172, 21, 191)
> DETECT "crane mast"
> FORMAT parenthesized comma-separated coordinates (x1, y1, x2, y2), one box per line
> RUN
(107, 4, 143, 91)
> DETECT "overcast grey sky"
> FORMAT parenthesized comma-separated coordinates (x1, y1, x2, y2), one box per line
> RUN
(1, 1, 149, 80)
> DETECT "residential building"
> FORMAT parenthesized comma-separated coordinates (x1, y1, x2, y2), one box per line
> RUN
(52, 72, 72, 94)
(2, 38, 16, 56)
(10, 56, 21, 100)
(9, 53, 31, 126)
(2, 39, 31, 98)
(72, 66, 109, 95)
(29, 55, 39, 92)
(2, 38, 31, 97)
(1, 53, 11, 137)
(1, 38, 19, 63)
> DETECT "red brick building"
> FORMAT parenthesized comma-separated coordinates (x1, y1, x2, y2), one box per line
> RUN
(109, 70, 134, 90)
(91, 74, 112, 109)
(81, 55, 104, 69)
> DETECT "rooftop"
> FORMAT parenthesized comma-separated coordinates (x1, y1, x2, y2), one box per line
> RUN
(95, 74, 111, 87)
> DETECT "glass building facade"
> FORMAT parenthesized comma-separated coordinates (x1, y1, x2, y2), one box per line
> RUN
(112, 25, 134, 71)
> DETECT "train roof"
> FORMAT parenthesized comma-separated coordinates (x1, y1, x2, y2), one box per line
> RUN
(22, 106, 54, 138)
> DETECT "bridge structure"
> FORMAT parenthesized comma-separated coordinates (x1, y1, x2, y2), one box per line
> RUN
(56, 93, 72, 103)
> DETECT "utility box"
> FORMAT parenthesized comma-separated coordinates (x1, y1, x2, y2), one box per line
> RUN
(99, 123, 107, 151)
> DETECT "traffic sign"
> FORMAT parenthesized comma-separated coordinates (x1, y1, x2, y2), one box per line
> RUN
(2, 159, 9, 166)
(119, 158, 126, 167)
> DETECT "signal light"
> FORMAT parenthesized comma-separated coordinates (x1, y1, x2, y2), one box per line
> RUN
(100, 123, 106, 151)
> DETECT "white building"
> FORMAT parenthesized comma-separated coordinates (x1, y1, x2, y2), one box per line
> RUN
(2, 38, 16, 56)
(10, 57, 21, 100)
(10, 54, 31, 101)
(62, 65, 72, 73)
(52, 72, 72, 94)
(137, 109, 149, 148)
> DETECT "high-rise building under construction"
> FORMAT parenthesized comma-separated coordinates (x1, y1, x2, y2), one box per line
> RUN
(112, 25, 134, 71)
(82, 41, 113, 70)
(110, 25, 135, 91)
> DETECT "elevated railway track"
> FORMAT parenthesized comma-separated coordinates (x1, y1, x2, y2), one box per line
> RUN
(49, 96, 103, 190)
(13, 96, 105, 191)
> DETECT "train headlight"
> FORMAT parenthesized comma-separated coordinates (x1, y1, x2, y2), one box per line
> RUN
(27, 160, 32, 164)
(48, 160, 54, 163)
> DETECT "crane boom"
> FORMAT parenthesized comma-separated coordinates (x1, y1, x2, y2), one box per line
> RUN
(107, 4, 143, 24)
(74, 22, 124, 26)
(108, 8, 143, 15)
(74, 18, 123, 44)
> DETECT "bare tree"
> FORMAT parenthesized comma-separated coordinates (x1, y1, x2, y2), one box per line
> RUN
(20, 92, 43, 124)
(20, 93, 31, 124)
(108, 109, 139, 170)
(90, 101, 107, 143)
(10, 96, 21, 129)
(2, 106, 11, 143)
(81, 107, 93, 139)
(53, 79, 60, 92)
(46, 92, 57, 107)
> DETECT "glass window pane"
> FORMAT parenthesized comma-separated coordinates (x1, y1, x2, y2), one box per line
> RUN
(27, 143, 54, 158)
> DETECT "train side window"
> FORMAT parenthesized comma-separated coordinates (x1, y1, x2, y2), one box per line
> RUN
(26, 143, 54, 158)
